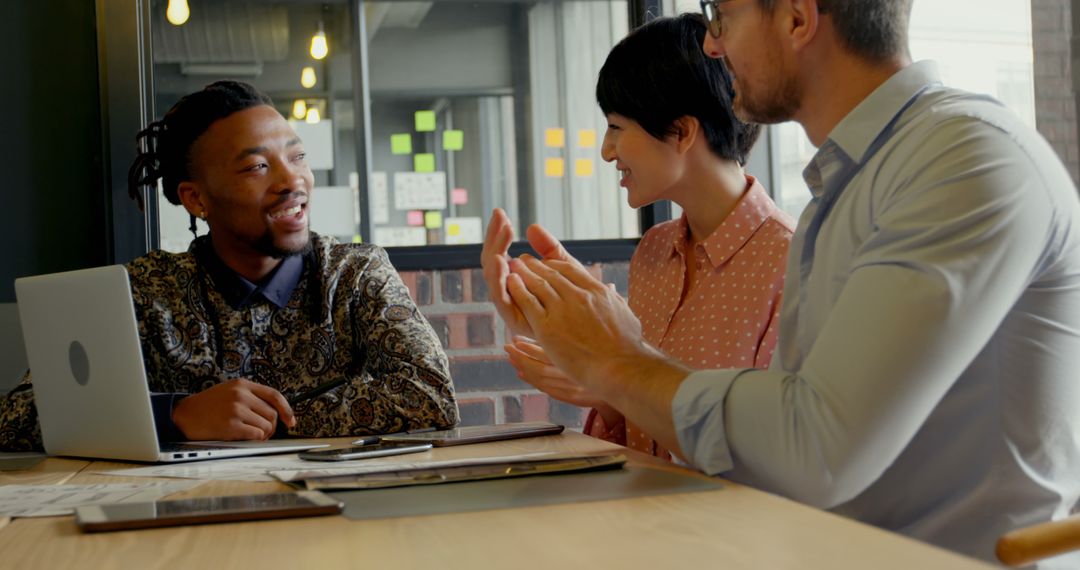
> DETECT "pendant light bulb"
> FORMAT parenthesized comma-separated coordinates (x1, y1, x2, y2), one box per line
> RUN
(305, 107, 321, 124)
(310, 24, 329, 60)
(166, 0, 190, 26)
(300, 66, 317, 89)
(292, 100, 308, 120)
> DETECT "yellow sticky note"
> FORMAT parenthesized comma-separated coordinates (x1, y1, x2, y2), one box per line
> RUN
(574, 159, 593, 177)
(545, 128, 565, 148)
(578, 129, 597, 148)
(425, 211, 443, 229)
(391, 134, 412, 155)
(414, 153, 435, 173)
(545, 158, 565, 178)
(447, 223, 461, 237)
(443, 130, 464, 151)
(415, 110, 436, 132)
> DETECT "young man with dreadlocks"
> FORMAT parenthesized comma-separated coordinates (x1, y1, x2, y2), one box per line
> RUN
(0, 81, 458, 449)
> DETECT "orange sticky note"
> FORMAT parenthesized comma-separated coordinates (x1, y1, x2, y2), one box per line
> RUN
(578, 129, 597, 148)
(574, 159, 593, 177)
(545, 158, 565, 178)
(545, 128, 565, 148)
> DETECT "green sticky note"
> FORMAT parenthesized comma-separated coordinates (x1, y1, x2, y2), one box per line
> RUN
(414, 153, 436, 173)
(415, 111, 436, 132)
(391, 133, 412, 155)
(424, 211, 443, 229)
(443, 130, 464, 151)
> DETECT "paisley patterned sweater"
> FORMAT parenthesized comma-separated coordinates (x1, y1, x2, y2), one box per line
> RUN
(0, 234, 458, 451)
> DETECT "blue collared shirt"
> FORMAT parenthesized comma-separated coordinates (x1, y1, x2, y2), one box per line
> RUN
(195, 240, 305, 310)
(672, 61, 1080, 566)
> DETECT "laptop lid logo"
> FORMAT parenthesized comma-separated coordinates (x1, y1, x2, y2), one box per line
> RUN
(69, 341, 90, 386)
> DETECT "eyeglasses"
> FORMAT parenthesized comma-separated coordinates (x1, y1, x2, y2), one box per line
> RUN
(700, 0, 827, 39)
(699, 0, 734, 39)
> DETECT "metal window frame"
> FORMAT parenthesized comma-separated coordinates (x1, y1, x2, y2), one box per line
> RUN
(98, 0, 158, 265)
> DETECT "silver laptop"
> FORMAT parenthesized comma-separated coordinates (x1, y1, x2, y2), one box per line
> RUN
(15, 265, 327, 463)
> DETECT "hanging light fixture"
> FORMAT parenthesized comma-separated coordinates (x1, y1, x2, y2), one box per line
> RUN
(310, 22, 329, 60)
(300, 66, 317, 89)
(305, 107, 321, 124)
(166, 0, 190, 26)
(292, 100, 308, 120)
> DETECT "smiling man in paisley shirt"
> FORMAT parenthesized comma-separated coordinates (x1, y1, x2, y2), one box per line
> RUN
(0, 81, 458, 449)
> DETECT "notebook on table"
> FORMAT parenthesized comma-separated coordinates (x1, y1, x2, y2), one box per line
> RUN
(15, 265, 326, 463)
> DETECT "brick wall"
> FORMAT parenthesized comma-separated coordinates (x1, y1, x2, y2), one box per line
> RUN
(1033, 0, 1080, 184)
(399, 261, 630, 431)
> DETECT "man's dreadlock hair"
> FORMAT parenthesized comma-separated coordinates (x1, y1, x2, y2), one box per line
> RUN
(127, 80, 274, 237)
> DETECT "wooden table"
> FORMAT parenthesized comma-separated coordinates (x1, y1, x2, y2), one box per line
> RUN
(0, 432, 991, 569)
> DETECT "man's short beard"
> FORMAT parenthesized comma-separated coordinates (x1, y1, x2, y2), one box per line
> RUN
(255, 230, 314, 259)
(735, 71, 801, 125)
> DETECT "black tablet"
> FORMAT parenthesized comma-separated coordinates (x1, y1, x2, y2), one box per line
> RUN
(380, 422, 564, 447)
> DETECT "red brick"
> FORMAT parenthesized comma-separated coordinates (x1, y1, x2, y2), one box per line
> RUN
(446, 313, 470, 350)
(466, 314, 495, 347)
(520, 393, 550, 422)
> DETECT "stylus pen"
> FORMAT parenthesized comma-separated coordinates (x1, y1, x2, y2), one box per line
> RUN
(286, 378, 350, 407)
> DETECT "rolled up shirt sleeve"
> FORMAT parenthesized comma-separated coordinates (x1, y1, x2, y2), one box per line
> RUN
(672, 369, 750, 476)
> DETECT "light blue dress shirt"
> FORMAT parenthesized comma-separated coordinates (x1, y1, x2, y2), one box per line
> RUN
(672, 61, 1080, 567)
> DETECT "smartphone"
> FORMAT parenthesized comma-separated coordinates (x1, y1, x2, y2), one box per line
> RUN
(75, 491, 342, 533)
(380, 422, 565, 447)
(297, 440, 433, 461)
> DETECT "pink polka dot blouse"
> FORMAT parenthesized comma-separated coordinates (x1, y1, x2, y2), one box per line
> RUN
(584, 176, 795, 460)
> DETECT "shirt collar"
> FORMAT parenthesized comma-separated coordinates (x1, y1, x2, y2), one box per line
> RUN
(826, 60, 942, 164)
(192, 236, 305, 310)
(665, 175, 779, 269)
(803, 61, 942, 198)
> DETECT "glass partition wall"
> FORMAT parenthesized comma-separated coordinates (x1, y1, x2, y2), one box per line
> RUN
(148, 0, 635, 255)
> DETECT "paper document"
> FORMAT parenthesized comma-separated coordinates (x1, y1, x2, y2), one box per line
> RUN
(95, 455, 326, 482)
(0, 481, 201, 518)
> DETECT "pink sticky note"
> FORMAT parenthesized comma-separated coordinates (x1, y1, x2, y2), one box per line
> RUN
(451, 188, 468, 205)
(407, 210, 424, 226)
